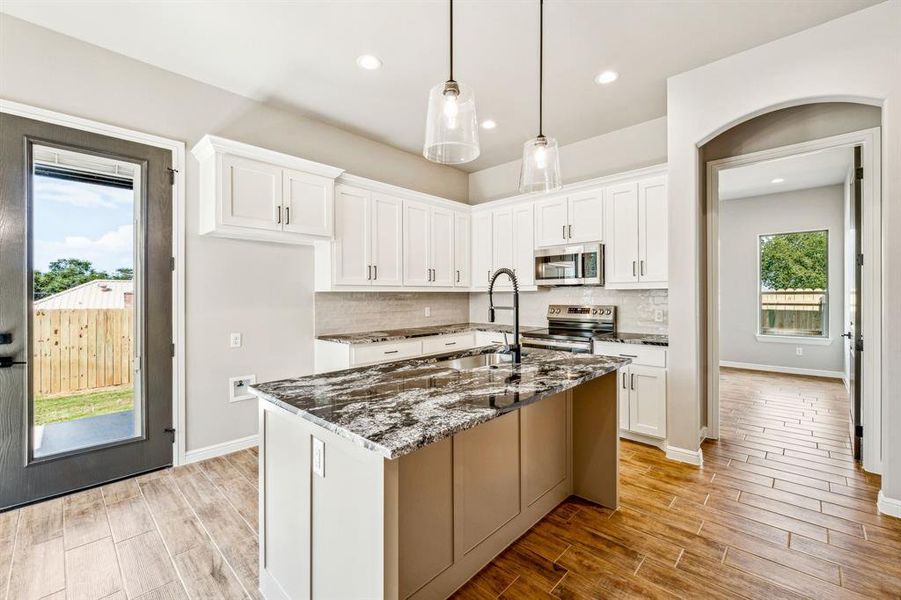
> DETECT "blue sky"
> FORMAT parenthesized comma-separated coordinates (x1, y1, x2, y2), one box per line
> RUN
(33, 175, 134, 274)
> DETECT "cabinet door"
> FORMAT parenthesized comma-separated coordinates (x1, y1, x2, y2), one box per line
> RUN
(471, 212, 493, 288)
(454, 212, 471, 287)
(628, 365, 667, 439)
(568, 190, 604, 243)
(431, 207, 455, 287)
(618, 367, 630, 431)
(604, 182, 640, 284)
(533, 197, 568, 247)
(370, 192, 403, 286)
(512, 204, 535, 287)
(403, 200, 432, 286)
(220, 154, 282, 231)
(333, 185, 371, 286)
(281, 168, 333, 237)
(491, 207, 514, 289)
(638, 176, 668, 286)
(522, 393, 567, 507)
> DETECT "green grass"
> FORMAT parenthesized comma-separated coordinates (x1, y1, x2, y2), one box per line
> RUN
(34, 386, 134, 426)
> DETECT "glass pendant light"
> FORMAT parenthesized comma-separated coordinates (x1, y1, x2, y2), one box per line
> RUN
(519, 0, 562, 193)
(423, 0, 480, 164)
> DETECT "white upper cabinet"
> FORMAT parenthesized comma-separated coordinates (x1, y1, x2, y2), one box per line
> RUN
(454, 213, 471, 288)
(282, 168, 334, 237)
(534, 197, 568, 247)
(403, 200, 432, 286)
(567, 190, 604, 243)
(402, 200, 465, 288)
(513, 204, 535, 287)
(334, 185, 372, 286)
(193, 135, 343, 244)
(370, 193, 404, 287)
(431, 207, 455, 287)
(472, 212, 493, 288)
(604, 175, 668, 289)
(491, 207, 514, 274)
(638, 176, 668, 286)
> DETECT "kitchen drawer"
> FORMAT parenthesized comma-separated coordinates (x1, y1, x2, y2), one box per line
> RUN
(352, 340, 423, 365)
(422, 333, 476, 355)
(593, 342, 666, 368)
(475, 331, 511, 347)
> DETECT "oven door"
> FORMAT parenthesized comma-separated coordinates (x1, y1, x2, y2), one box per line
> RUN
(522, 337, 592, 354)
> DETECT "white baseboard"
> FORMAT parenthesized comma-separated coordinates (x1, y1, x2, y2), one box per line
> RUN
(619, 430, 666, 450)
(183, 434, 258, 464)
(877, 490, 901, 519)
(699, 426, 708, 444)
(666, 445, 704, 466)
(719, 361, 844, 379)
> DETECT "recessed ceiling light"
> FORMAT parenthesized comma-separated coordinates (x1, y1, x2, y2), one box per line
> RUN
(481, 119, 497, 130)
(771, 177, 785, 184)
(356, 54, 382, 70)
(594, 70, 619, 85)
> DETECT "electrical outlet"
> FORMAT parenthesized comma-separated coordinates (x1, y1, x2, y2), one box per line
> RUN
(229, 374, 256, 402)
(312, 437, 325, 477)
(654, 309, 664, 323)
(796, 347, 804, 356)
(424, 306, 431, 317)
(229, 332, 242, 348)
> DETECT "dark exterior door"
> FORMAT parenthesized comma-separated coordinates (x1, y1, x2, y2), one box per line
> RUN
(0, 113, 173, 510)
(847, 145, 863, 461)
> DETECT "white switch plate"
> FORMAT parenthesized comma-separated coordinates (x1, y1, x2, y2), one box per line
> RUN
(229, 332, 242, 348)
(654, 309, 664, 322)
(312, 437, 325, 477)
(796, 347, 804, 356)
(424, 306, 431, 317)
(229, 374, 256, 402)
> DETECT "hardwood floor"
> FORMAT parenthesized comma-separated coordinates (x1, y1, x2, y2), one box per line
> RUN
(2, 368, 898, 599)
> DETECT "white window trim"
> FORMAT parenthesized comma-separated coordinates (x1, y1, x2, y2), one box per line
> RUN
(755, 334, 834, 346)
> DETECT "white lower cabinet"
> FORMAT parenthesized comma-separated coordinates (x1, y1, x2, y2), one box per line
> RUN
(595, 342, 667, 441)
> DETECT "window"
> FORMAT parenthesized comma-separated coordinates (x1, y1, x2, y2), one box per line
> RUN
(758, 230, 828, 338)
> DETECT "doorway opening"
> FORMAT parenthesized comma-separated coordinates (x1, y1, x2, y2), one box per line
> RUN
(705, 126, 882, 476)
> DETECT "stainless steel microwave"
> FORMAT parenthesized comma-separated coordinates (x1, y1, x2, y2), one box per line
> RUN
(534, 243, 604, 286)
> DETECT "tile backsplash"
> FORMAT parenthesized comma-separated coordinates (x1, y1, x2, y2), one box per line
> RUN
(469, 287, 668, 334)
(315, 292, 470, 335)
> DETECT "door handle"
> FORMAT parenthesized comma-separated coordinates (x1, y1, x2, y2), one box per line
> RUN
(841, 332, 852, 338)
(0, 357, 26, 368)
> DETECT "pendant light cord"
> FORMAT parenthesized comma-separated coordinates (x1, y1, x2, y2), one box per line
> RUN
(449, 0, 454, 82)
(539, 0, 544, 137)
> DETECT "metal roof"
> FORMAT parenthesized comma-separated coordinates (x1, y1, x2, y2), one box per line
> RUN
(34, 279, 134, 310)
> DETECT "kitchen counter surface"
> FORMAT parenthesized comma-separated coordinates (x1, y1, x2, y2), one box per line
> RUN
(250, 346, 629, 459)
(316, 322, 540, 345)
(593, 332, 669, 347)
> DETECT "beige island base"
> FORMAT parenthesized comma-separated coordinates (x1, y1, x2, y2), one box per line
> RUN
(258, 372, 619, 600)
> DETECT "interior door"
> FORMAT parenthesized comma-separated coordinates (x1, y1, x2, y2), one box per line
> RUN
(0, 112, 173, 510)
(638, 176, 668, 284)
(370, 192, 403, 286)
(453, 212, 471, 287)
(430, 207, 455, 287)
(282, 168, 333, 237)
(403, 200, 431, 286)
(604, 182, 640, 284)
(848, 146, 863, 461)
(567, 190, 604, 243)
(333, 185, 371, 286)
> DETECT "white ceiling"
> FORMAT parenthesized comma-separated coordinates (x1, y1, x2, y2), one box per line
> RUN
(1, 0, 879, 172)
(718, 146, 854, 201)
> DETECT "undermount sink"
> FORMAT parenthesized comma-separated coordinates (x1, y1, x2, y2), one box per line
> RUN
(435, 352, 515, 371)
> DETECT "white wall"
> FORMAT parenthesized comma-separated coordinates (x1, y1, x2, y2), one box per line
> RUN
(0, 15, 469, 454)
(719, 186, 844, 374)
(468, 117, 667, 204)
(665, 1, 900, 504)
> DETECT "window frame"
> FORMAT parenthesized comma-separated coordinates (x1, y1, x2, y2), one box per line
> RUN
(756, 228, 830, 341)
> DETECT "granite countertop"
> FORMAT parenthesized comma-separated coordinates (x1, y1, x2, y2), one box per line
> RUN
(316, 322, 539, 345)
(250, 346, 629, 459)
(593, 332, 669, 347)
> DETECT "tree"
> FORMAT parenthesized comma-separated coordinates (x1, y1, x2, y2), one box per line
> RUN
(33, 258, 132, 299)
(759, 231, 827, 290)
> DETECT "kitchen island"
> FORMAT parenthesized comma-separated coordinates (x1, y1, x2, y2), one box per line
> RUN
(250, 346, 629, 600)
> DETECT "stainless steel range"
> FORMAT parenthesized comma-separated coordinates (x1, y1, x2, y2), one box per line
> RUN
(521, 304, 616, 354)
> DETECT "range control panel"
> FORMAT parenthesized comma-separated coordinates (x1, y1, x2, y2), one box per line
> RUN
(546, 304, 616, 322)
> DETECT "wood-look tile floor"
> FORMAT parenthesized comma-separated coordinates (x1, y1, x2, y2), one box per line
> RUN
(2, 368, 899, 600)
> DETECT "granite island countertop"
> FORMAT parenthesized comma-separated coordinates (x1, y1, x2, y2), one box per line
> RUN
(316, 322, 540, 345)
(593, 332, 669, 347)
(250, 346, 630, 459)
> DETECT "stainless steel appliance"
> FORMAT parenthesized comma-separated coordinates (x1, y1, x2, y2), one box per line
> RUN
(521, 304, 616, 354)
(533, 243, 604, 286)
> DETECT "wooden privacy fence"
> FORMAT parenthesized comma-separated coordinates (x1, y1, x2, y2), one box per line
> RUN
(760, 289, 827, 335)
(32, 308, 134, 396)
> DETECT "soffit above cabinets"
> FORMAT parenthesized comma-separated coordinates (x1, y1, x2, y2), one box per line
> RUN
(1, 0, 879, 171)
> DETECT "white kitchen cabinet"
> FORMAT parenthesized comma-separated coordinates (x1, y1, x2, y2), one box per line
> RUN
(472, 212, 493, 288)
(605, 176, 668, 289)
(596, 341, 667, 441)
(491, 207, 514, 289)
(534, 192, 604, 248)
(454, 212, 471, 287)
(432, 207, 456, 287)
(333, 185, 372, 286)
(513, 204, 535, 286)
(370, 193, 404, 286)
(403, 200, 432, 286)
(193, 135, 343, 244)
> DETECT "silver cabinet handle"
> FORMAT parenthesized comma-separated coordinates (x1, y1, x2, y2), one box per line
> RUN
(619, 353, 638, 358)
(640, 260, 645, 276)
(568, 224, 572, 239)
(632, 261, 637, 276)
(622, 371, 627, 389)
(384, 350, 399, 355)
(630, 373, 635, 390)
(456, 270, 460, 283)
(277, 205, 282, 224)
(367, 265, 372, 280)
(445, 342, 457, 346)
(373, 265, 377, 280)
(285, 206, 290, 225)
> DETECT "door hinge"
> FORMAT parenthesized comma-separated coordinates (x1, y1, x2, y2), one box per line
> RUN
(171, 343, 176, 357)
(855, 338, 864, 352)
(170, 256, 176, 271)
(856, 253, 864, 266)
(167, 167, 179, 185)
(855, 424, 863, 438)
(855, 166, 864, 180)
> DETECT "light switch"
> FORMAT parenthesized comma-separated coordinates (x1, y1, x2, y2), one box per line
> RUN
(425, 306, 431, 317)
(229, 332, 242, 348)
(312, 437, 325, 477)
(796, 347, 804, 356)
